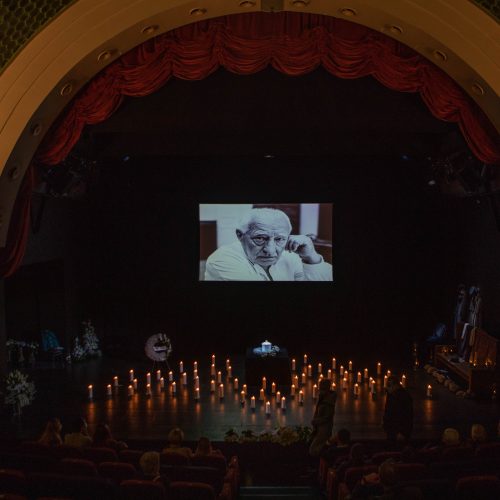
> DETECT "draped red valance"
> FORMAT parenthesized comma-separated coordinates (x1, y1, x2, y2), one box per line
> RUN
(2, 11, 499, 277)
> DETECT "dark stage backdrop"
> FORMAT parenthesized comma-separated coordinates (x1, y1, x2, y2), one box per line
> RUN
(7, 156, 500, 366)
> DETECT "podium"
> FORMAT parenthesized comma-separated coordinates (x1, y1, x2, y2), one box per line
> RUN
(245, 347, 291, 388)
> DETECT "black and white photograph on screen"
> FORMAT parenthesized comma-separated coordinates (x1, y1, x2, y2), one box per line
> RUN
(199, 203, 333, 281)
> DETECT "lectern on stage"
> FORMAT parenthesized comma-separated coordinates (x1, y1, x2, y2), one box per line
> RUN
(245, 341, 291, 389)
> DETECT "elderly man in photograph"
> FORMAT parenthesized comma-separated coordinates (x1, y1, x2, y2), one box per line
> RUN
(205, 208, 333, 281)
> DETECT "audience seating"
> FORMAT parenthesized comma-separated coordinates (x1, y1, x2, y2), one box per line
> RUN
(371, 451, 401, 464)
(476, 442, 500, 459)
(51, 445, 83, 460)
(336, 465, 378, 500)
(160, 452, 190, 466)
(119, 449, 144, 468)
(394, 463, 427, 481)
(169, 480, 216, 500)
(441, 445, 474, 462)
(0, 469, 27, 497)
(455, 475, 500, 500)
(119, 479, 166, 500)
(58, 458, 98, 477)
(82, 447, 118, 464)
(97, 461, 136, 483)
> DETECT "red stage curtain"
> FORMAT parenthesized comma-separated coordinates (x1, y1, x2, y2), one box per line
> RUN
(36, 12, 500, 166)
(2, 12, 499, 277)
(0, 165, 35, 277)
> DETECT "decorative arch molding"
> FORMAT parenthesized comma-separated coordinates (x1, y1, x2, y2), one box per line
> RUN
(0, 0, 499, 252)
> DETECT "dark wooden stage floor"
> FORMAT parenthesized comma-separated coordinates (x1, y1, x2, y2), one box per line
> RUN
(2, 355, 499, 444)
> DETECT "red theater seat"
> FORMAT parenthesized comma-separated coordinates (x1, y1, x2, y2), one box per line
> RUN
(336, 465, 378, 500)
(394, 463, 427, 481)
(51, 445, 83, 460)
(82, 447, 118, 464)
(476, 442, 500, 459)
(0, 469, 27, 496)
(58, 458, 97, 477)
(119, 449, 144, 468)
(371, 451, 402, 465)
(160, 452, 190, 466)
(119, 479, 166, 500)
(170, 481, 216, 500)
(98, 461, 136, 483)
(456, 475, 500, 500)
(441, 446, 474, 462)
(19, 442, 51, 456)
(191, 455, 227, 474)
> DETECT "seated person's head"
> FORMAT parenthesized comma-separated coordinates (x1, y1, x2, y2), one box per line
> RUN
(140, 451, 160, 476)
(236, 208, 292, 267)
(336, 428, 351, 446)
(470, 423, 487, 443)
(319, 379, 332, 394)
(93, 422, 112, 443)
(196, 437, 212, 456)
(378, 460, 398, 488)
(46, 417, 62, 434)
(167, 427, 184, 447)
(441, 428, 460, 446)
(70, 417, 87, 434)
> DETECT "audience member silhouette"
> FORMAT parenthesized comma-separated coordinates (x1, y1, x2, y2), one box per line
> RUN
(64, 417, 92, 448)
(38, 417, 63, 447)
(93, 422, 128, 451)
(162, 427, 193, 458)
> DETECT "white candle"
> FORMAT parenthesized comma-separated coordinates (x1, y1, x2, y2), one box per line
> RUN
(343, 377, 348, 390)
(364, 368, 369, 380)
(281, 396, 286, 410)
(193, 369, 198, 378)
(265, 401, 271, 415)
(107, 384, 112, 397)
(195, 387, 200, 400)
(210, 379, 215, 392)
(354, 383, 360, 396)
(327, 369, 332, 380)
(211, 354, 216, 365)
(251, 396, 256, 409)
(331, 382, 336, 391)
(133, 378, 138, 391)
(298, 390, 304, 404)
(129, 369, 134, 382)
(384, 375, 388, 388)
(113, 376, 118, 388)
(179, 361, 184, 373)
(219, 383, 224, 399)
(332, 357, 336, 370)
(357, 371, 362, 383)
(182, 372, 187, 386)
(303, 354, 308, 365)
(127, 385, 133, 397)
(195, 376, 200, 389)
(293, 375, 299, 387)
(217, 371, 222, 384)
(227, 366, 232, 379)
(318, 374, 324, 383)
(234, 378, 239, 390)
(168, 371, 173, 382)
(262, 377, 267, 390)
(318, 363, 322, 375)
(259, 388, 265, 401)
(171, 381, 177, 395)
(387, 370, 392, 377)
(88, 384, 93, 399)
(377, 362, 382, 376)
(301, 372, 306, 385)
(240, 391, 245, 404)
(193, 361, 198, 371)
(146, 372, 151, 385)
(312, 384, 318, 399)
(340, 365, 344, 376)
(291, 358, 296, 371)
(307, 364, 312, 377)
(276, 390, 281, 402)
(370, 378, 376, 394)
(242, 383, 247, 395)
(348, 361, 353, 372)
(160, 377, 165, 390)
(146, 383, 151, 396)
(271, 382, 276, 394)
(427, 384, 432, 398)
(226, 359, 230, 370)
(401, 374, 407, 388)
(211, 364, 216, 376)
(156, 370, 161, 381)
(291, 384, 296, 396)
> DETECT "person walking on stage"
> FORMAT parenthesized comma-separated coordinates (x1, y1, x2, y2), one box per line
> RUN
(309, 379, 337, 457)
(383, 375, 413, 444)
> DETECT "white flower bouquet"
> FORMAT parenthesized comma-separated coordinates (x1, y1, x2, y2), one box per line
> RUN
(5, 369, 36, 408)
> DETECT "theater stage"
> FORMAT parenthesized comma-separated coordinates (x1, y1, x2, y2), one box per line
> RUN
(2, 355, 498, 444)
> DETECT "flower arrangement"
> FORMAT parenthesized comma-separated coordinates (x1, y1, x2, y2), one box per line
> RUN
(224, 425, 312, 445)
(4, 369, 36, 410)
(82, 319, 101, 358)
(72, 336, 87, 362)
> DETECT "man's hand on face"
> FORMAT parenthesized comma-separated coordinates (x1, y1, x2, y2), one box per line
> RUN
(286, 235, 322, 264)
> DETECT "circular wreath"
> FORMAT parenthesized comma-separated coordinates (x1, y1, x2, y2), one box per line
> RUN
(145, 333, 172, 362)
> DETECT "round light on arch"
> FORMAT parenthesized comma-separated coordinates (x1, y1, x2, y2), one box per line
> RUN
(433, 50, 448, 62)
(291, 0, 310, 7)
(471, 82, 485, 96)
(141, 25, 159, 36)
(190, 8, 207, 16)
(97, 50, 114, 63)
(59, 82, 73, 96)
(387, 25, 403, 35)
(339, 7, 357, 17)
(30, 123, 42, 137)
(239, 0, 256, 7)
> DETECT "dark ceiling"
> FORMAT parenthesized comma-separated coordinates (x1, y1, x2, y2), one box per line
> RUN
(77, 66, 456, 160)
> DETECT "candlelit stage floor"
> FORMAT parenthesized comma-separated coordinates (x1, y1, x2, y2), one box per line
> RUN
(2, 356, 499, 444)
